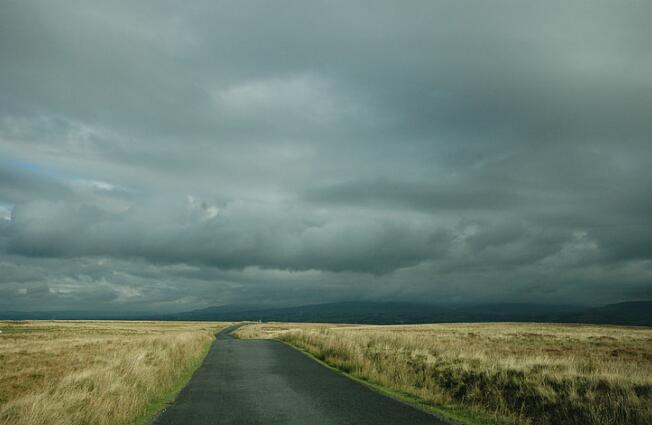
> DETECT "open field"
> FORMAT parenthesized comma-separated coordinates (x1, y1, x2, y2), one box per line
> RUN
(0, 320, 228, 425)
(235, 322, 652, 425)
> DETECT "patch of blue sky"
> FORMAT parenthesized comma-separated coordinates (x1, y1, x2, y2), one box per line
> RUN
(0, 157, 68, 180)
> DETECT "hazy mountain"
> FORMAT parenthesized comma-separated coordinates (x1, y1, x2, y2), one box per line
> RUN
(2, 301, 650, 326)
(168, 302, 458, 323)
(165, 300, 652, 326)
(559, 301, 652, 327)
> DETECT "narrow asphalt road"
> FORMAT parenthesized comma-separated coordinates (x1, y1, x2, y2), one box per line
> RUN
(152, 325, 450, 425)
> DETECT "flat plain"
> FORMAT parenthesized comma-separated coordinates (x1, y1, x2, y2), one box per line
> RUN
(235, 322, 652, 425)
(2, 320, 649, 425)
(0, 320, 228, 425)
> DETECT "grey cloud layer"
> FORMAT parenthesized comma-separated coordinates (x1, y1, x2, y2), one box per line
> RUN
(1, 0, 651, 311)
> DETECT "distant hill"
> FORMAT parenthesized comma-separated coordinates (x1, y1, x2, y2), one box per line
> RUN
(2, 300, 650, 326)
(165, 300, 652, 326)
(559, 301, 652, 326)
(166, 301, 459, 323)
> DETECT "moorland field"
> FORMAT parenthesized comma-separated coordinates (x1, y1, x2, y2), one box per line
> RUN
(0, 320, 227, 425)
(236, 322, 652, 425)
(1, 320, 649, 425)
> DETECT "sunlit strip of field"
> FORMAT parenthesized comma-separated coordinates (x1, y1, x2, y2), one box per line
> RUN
(236, 322, 652, 425)
(0, 320, 228, 425)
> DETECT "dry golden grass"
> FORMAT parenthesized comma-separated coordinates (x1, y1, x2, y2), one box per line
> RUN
(236, 322, 652, 425)
(0, 320, 228, 425)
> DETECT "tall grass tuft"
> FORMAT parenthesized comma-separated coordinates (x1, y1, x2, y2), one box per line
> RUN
(238, 323, 652, 425)
(0, 321, 227, 425)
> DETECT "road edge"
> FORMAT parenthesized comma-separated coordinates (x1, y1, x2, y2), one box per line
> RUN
(276, 339, 500, 425)
(136, 331, 218, 425)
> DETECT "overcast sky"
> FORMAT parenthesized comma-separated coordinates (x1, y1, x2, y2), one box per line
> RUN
(1, 0, 651, 312)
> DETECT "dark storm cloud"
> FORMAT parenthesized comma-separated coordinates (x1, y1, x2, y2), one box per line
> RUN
(2, 197, 449, 273)
(303, 178, 523, 211)
(1, 0, 651, 311)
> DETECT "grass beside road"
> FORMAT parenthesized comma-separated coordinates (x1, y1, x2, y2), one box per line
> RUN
(0, 320, 228, 425)
(236, 322, 652, 425)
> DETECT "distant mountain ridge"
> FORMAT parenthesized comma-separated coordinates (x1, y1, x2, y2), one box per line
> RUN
(165, 301, 652, 326)
(559, 300, 652, 326)
(2, 300, 650, 326)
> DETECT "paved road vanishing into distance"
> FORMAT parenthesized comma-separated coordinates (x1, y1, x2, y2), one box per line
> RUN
(153, 326, 449, 425)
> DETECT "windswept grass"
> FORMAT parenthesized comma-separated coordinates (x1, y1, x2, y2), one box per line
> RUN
(0, 320, 228, 425)
(236, 322, 652, 425)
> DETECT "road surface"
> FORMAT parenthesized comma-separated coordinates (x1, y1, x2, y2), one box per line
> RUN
(152, 326, 450, 425)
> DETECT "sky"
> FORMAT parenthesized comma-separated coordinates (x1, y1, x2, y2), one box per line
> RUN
(1, 0, 651, 312)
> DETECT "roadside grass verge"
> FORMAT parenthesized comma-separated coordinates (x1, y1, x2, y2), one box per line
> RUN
(236, 322, 652, 425)
(279, 338, 496, 425)
(0, 320, 227, 425)
(132, 336, 214, 425)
